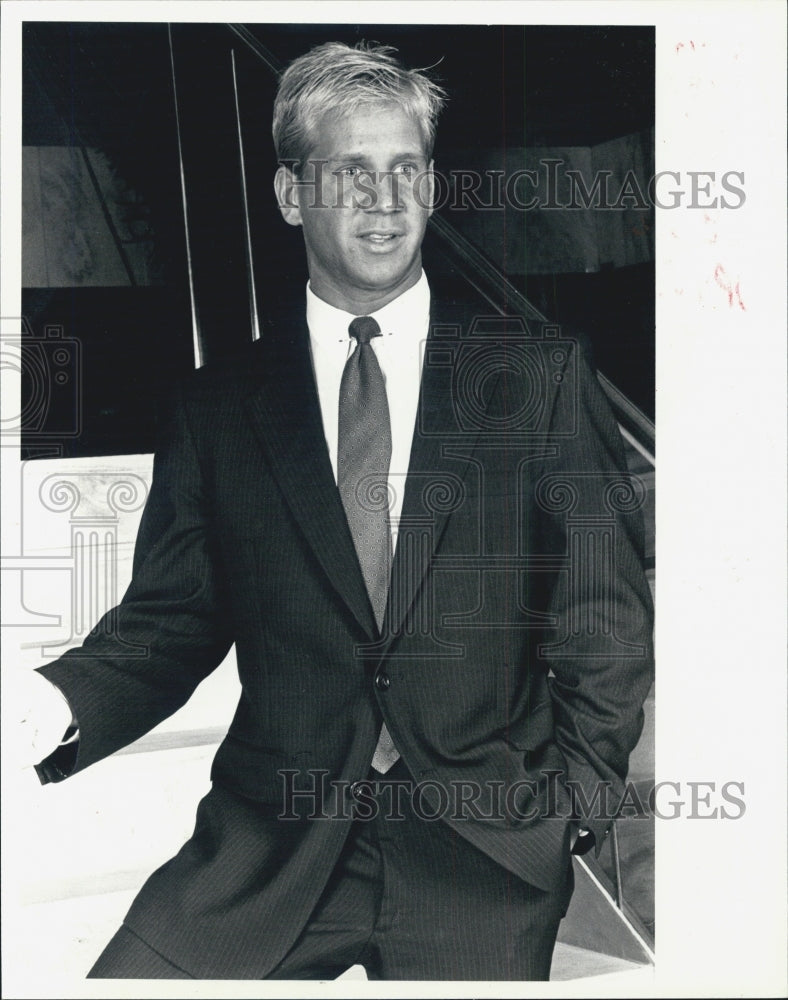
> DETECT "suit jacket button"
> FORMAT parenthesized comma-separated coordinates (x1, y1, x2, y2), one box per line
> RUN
(349, 781, 370, 800)
(375, 672, 391, 691)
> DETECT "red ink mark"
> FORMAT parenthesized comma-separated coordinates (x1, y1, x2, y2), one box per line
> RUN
(677, 40, 704, 54)
(714, 265, 746, 310)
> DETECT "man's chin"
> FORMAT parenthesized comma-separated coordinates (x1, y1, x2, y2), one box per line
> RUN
(352, 272, 421, 309)
(352, 255, 421, 291)
(310, 255, 422, 312)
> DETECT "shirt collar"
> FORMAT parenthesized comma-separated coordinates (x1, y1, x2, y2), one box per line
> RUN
(306, 271, 430, 346)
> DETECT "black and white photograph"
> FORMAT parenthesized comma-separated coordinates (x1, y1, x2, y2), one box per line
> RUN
(1, 3, 785, 998)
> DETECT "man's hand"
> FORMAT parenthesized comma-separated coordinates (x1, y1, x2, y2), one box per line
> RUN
(7, 670, 75, 770)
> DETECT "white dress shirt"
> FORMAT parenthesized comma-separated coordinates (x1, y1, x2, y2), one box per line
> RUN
(306, 271, 430, 554)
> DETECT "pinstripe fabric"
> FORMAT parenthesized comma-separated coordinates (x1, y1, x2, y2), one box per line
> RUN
(89, 926, 193, 979)
(269, 762, 573, 981)
(37, 274, 653, 980)
(91, 762, 572, 981)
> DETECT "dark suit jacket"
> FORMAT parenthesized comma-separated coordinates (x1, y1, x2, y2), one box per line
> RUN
(37, 273, 654, 978)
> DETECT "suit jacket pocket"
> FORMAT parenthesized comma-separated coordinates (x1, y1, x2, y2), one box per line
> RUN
(210, 735, 312, 806)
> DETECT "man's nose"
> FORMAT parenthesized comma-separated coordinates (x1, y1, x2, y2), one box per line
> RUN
(364, 171, 403, 213)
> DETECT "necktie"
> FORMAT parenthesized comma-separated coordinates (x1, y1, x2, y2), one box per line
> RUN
(338, 316, 399, 773)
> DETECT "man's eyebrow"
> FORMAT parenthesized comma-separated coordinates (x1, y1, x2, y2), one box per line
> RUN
(325, 151, 427, 165)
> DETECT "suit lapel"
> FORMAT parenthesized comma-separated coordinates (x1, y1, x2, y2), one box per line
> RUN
(243, 320, 377, 640)
(241, 293, 498, 649)
(381, 302, 496, 648)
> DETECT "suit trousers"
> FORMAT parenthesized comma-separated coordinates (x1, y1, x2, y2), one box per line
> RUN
(89, 759, 574, 981)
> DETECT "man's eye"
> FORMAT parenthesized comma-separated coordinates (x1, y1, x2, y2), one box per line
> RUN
(395, 164, 416, 177)
(338, 166, 361, 177)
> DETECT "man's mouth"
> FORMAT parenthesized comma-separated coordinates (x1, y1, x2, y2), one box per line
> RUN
(359, 230, 403, 253)
(358, 231, 403, 244)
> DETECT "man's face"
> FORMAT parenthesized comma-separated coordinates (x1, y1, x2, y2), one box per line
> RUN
(275, 101, 434, 314)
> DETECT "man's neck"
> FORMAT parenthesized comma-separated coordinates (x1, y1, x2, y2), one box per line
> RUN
(307, 267, 423, 316)
(306, 271, 429, 339)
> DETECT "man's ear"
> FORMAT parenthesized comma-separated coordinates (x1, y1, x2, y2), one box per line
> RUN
(274, 165, 302, 226)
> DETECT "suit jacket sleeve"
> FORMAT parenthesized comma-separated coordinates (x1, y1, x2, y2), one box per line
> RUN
(537, 338, 654, 851)
(36, 381, 233, 782)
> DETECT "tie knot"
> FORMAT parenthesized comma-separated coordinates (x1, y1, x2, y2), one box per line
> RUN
(349, 315, 382, 346)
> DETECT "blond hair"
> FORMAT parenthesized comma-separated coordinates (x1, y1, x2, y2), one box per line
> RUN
(273, 41, 446, 170)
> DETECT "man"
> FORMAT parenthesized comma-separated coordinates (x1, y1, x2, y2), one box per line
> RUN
(19, 41, 653, 980)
